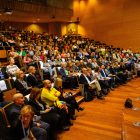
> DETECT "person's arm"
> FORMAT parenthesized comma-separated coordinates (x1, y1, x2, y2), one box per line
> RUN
(29, 130, 36, 140)
(40, 61, 46, 70)
(43, 89, 58, 101)
(23, 56, 30, 63)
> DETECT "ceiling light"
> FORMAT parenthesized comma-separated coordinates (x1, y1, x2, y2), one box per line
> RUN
(33, 21, 35, 23)
(38, 19, 40, 20)
(71, 21, 72, 22)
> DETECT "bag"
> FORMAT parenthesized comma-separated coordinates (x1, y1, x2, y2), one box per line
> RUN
(102, 88, 108, 95)
(84, 91, 94, 102)
(124, 98, 133, 108)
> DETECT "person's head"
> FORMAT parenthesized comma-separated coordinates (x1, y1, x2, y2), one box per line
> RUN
(43, 80, 52, 89)
(41, 51, 44, 56)
(101, 64, 104, 69)
(26, 52, 30, 57)
(110, 63, 114, 67)
(19, 105, 34, 125)
(9, 57, 15, 65)
(70, 53, 74, 58)
(56, 55, 60, 60)
(28, 66, 36, 74)
(88, 59, 92, 63)
(67, 61, 72, 67)
(92, 58, 96, 63)
(43, 56, 47, 62)
(51, 56, 54, 61)
(54, 78, 62, 88)
(120, 62, 124, 66)
(15, 71, 24, 80)
(30, 87, 41, 101)
(80, 60, 84, 65)
(115, 51, 117, 54)
(106, 65, 110, 69)
(94, 66, 100, 73)
(87, 67, 92, 74)
(11, 47, 14, 52)
(83, 49, 86, 52)
(82, 68, 87, 74)
(75, 60, 79, 66)
(77, 52, 80, 56)
(20, 47, 23, 51)
(115, 61, 118, 66)
(34, 51, 37, 55)
(136, 59, 139, 63)
(98, 58, 102, 62)
(13, 93, 25, 106)
(61, 62, 66, 68)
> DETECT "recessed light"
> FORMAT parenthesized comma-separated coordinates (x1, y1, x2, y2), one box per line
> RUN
(0, 14, 1, 15)
(33, 21, 35, 23)
(71, 21, 72, 22)
(38, 19, 40, 20)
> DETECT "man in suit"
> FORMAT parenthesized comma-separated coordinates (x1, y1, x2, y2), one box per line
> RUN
(79, 68, 105, 100)
(10, 93, 49, 140)
(59, 62, 78, 91)
(27, 66, 44, 88)
(100, 64, 114, 90)
(0, 62, 9, 80)
(75, 52, 82, 61)
(87, 59, 95, 70)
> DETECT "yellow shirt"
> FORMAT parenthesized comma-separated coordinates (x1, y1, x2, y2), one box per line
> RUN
(41, 87, 61, 106)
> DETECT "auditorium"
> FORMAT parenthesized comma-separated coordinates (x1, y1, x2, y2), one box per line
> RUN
(0, 0, 140, 140)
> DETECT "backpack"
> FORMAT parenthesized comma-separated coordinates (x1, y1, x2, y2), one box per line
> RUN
(84, 91, 94, 102)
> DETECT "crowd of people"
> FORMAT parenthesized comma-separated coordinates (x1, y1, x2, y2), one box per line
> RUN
(0, 31, 140, 140)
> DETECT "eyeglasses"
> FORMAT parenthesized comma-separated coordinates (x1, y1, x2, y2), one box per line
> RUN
(22, 115, 31, 119)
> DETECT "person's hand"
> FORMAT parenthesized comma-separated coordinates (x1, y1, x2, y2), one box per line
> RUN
(36, 123, 41, 127)
(54, 93, 57, 97)
(32, 138, 36, 140)
(45, 109, 50, 113)
(28, 87, 32, 89)
(63, 93, 67, 98)
(89, 84, 92, 87)
(87, 73, 90, 77)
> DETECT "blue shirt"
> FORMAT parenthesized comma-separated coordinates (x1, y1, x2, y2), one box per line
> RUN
(0, 71, 5, 80)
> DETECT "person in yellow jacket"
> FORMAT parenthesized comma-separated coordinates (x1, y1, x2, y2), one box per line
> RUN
(41, 80, 73, 131)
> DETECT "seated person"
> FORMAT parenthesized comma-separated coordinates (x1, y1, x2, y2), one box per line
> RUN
(100, 64, 114, 91)
(97, 58, 103, 67)
(14, 71, 32, 96)
(134, 59, 140, 76)
(54, 78, 84, 120)
(6, 57, 20, 77)
(60, 62, 78, 91)
(29, 88, 58, 140)
(27, 66, 44, 88)
(76, 52, 82, 61)
(87, 59, 95, 70)
(0, 62, 9, 80)
(49, 56, 56, 69)
(92, 58, 98, 68)
(10, 93, 49, 140)
(17, 47, 26, 57)
(78, 60, 86, 71)
(40, 56, 53, 80)
(9, 47, 19, 59)
(40, 52, 46, 60)
(120, 62, 132, 79)
(41, 80, 72, 131)
(61, 50, 69, 58)
(23, 52, 34, 66)
(72, 60, 80, 73)
(27, 46, 34, 56)
(33, 51, 42, 61)
(10, 105, 38, 140)
(110, 63, 127, 85)
(55, 55, 62, 67)
(79, 68, 105, 100)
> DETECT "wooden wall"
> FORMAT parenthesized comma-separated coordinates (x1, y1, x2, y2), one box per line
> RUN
(73, 0, 140, 52)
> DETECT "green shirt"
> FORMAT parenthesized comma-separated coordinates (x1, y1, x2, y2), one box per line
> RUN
(64, 69, 69, 75)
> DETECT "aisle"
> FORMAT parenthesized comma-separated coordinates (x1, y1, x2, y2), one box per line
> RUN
(57, 78, 140, 140)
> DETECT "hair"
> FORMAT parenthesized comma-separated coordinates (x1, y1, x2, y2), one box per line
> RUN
(54, 78, 62, 88)
(92, 58, 95, 61)
(28, 66, 35, 73)
(9, 57, 14, 62)
(95, 66, 100, 72)
(43, 56, 47, 62)
(15, 71, 23, 79)
(30, 87, 41, 100)
(18, 105, 34, 121)
(75, 60, 79, 64)
(87, 67, 92, 72)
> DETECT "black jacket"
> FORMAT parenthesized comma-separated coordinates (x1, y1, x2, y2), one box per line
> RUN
(87, 62, 95, 70)
(0, 67, 9, 80)
(14, 79, 30, 93)
(28, 98, 47, 116)
(27, 74, 42, 87)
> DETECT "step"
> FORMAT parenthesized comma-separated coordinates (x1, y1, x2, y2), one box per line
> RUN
(75, 96, 84, 104)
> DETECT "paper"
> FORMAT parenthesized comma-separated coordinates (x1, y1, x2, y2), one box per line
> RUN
(90, 80, 97, 84)
(0, 80, 7, 91)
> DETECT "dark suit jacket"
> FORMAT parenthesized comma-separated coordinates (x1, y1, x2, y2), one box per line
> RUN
(100, 69, 108, 77)
(76, 56, 82, 61)
(0, 67, 9, 80)
(59, 68, 68, 81)
(14, 79, 31, 93)
(79, 74, 91, 91)
(27, 74, 42, 87)
(109, 67, 116, 75)
(28, 98, 47, 116)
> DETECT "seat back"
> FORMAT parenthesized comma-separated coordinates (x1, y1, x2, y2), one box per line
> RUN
(3, 102, 14, 126)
